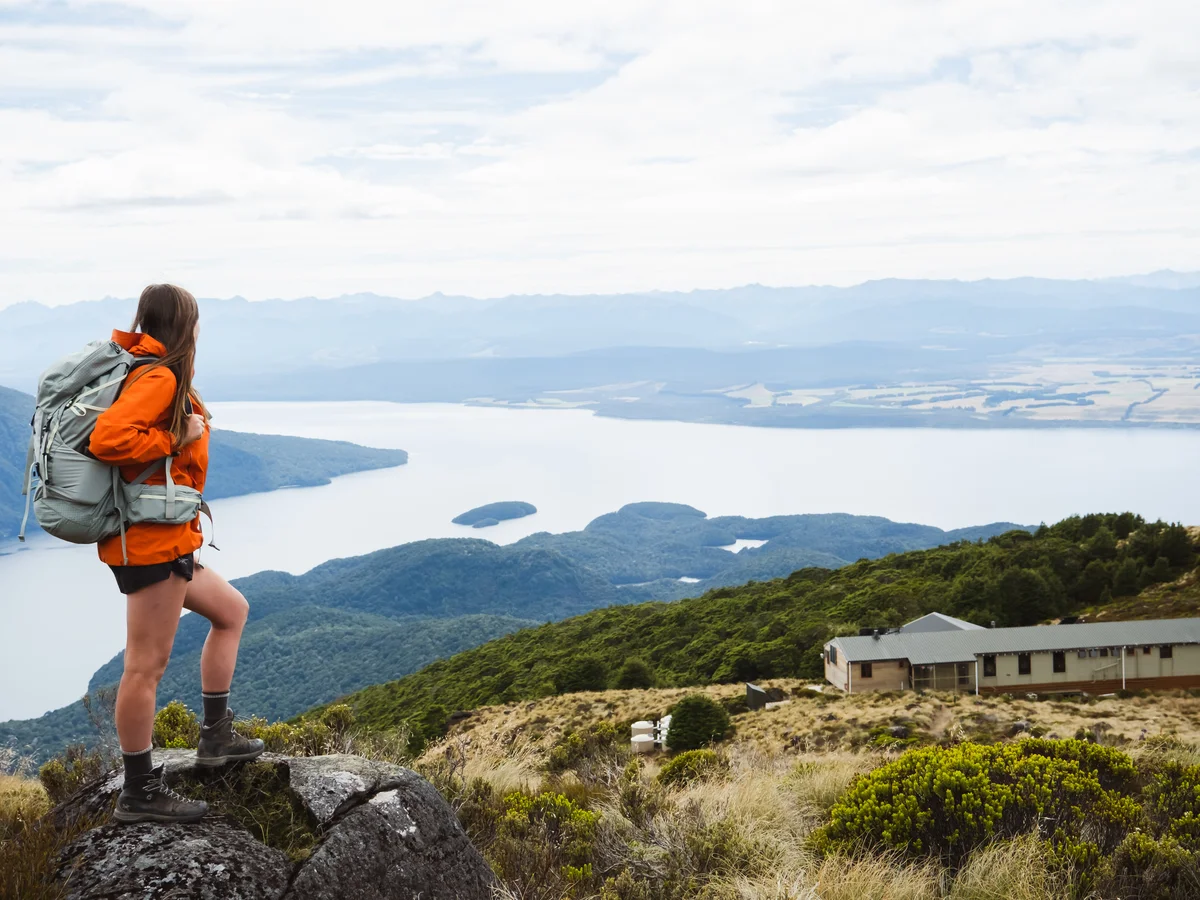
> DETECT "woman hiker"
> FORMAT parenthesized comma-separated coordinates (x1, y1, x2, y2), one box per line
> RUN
(89, 284, 263, 824)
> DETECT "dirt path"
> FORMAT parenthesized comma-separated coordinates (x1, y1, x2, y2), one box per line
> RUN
(928, 704, 954, 740)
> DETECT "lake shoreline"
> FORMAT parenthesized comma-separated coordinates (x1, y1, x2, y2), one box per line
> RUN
(3, 400, 1199, 722)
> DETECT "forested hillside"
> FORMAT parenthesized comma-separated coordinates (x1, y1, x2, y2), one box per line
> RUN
(0, 507, 1025, 760)
(516, 501, 1023, 601)
(325, 514, 1199, 747)
(0, 386, 407, 539)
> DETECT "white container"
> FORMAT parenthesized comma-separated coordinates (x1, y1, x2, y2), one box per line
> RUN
(631, 720, 655, 738)
(630, 734, 655, 754)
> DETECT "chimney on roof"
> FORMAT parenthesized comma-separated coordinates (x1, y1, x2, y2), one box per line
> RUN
(872, 629, 880, 640)
(990, 621, 996, 629)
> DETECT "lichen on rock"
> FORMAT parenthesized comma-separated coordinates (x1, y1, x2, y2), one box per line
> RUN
(53, 751, 495, 900)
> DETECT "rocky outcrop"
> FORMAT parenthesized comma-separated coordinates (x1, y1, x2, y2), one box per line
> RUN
(53, 751, 496, 900)
(57, 818, 292, 900)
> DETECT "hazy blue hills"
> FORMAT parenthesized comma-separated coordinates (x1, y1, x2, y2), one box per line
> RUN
(0, 386, 408, 540)
(3, 276, 1199, 390)
(454, 501, 537, 527)
(3, 277, 1199, 431)
(0, 505, 1025, 760)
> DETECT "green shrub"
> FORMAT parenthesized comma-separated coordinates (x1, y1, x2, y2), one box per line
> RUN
(617, 758, 664, 826)
(547, 721, 622, 774)
(1101, 832, 1200, 900)
(666, 695, 732, 752)
(657, 749, 728, 787)
(152, 700, 200, 749)
(816, 739, 1141, 867)
(318, 704, 355, 737)
(487, 792, 600, 899)
(1143, 761, 1200, 850)
(555, 655, 609, 694)
(37, 745, 111, 806)
(613, 658, 655, 690)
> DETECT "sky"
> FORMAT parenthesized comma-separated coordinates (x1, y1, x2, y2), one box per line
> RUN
(0, 1, 1197, 307)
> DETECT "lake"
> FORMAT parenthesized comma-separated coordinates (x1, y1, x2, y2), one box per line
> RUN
(3, 401, 1200, 722)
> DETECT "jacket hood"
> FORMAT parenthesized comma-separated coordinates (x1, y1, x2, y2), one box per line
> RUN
(112, 329, 167, 358)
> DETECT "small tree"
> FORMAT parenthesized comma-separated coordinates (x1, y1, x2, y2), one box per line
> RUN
(666, 694, 732, 752)
(1113, 558, 1141, 597)
(555, 656, 608, 694)
(613, 658, 655, 690)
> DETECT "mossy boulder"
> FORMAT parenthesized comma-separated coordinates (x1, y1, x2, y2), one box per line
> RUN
(51, 751, 495, 899)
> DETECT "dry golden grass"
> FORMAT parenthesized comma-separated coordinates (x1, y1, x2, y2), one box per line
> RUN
(428, 678, 1200, 769)
(0, 775, 49, 837)
(422, 681, 1200, 899)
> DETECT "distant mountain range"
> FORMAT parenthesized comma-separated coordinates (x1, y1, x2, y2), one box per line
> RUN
(0, 385, 407, 541)
(3, 275, 1197, 428)
(0, 503, 1025, 761)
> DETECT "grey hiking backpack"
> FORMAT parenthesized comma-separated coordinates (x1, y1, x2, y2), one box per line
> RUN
(19, 338, 216, 565)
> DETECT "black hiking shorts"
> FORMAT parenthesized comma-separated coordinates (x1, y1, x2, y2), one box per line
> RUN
(110, 553, 202, 595)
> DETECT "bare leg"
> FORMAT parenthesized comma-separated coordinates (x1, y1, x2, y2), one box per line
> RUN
(183, 567, 249, 695)
(115, 574, 188, 753)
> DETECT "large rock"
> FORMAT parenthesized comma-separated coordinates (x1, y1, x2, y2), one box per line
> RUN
(54, 751, 496, 900)
(57, 819, 292, 900)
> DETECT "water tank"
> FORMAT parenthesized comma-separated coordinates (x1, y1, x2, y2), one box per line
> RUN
(630, 734, 655, 754)
(631, 721, 655, 738)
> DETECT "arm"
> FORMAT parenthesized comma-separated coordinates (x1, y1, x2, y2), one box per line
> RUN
(89, 367, 177, 465)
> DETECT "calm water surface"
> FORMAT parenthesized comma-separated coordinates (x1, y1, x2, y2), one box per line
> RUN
(2, 401, 1199, 721)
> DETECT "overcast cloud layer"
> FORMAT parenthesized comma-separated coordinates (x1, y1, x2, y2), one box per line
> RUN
(1, 1, 1197, 306)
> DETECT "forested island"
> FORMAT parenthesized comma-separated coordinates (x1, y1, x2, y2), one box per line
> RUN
(452, 501, 537, 528)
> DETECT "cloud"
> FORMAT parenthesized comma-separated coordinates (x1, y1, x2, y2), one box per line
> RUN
(0, 0, 1197, 306)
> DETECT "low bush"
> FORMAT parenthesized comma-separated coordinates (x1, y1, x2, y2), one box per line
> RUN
(1100, 832, 1200, 900)
(152, 700, 200, 749)
(1142, 760, 1200, 850)
(815, 739, 1142, 867)
(37, 746, 112, 807)
(487, 791, 600, 899)
(666, 695, 732, 752)
(547, 721, 623, 775)
(656, 749, 728, 788)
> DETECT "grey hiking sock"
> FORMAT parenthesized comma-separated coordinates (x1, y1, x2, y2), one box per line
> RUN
(202, 691, 230, 728)
(122, 745, 154, 780)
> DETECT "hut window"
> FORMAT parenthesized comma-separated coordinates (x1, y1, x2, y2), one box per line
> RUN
(983, 655, 996, 677)
(829, 647, 837, 664)
(1144, 646, 1152, 655)
(1053, 652, 1066, 673)
(1099, 648, 1109, 658)
(1126, 647, 1136, 656)
(1161, 645, 1174, 659)
(860, 663, 873, 679)
(1018, 653, 1031, 675)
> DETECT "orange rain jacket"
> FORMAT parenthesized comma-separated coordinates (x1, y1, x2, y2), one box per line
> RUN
(88, 330, 211, 567)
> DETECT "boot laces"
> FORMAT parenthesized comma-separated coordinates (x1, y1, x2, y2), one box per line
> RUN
(146, 772, 189, 803)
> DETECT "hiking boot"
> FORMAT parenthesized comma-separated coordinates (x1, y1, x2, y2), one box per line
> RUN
(196, 709, 265, 767)
(113, 763, 208, 824)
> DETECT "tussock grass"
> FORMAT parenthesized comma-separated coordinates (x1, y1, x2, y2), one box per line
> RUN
(0, 775, 49, 839)
(430, 683, 1194, 899)
(947, 837, 1062, 900)
(0, 772, 103, 900)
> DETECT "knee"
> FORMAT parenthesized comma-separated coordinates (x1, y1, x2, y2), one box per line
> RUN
(217, 588, 249, 632)
(123, 654, 170, 687)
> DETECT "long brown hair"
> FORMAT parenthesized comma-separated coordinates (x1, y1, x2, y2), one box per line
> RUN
(130, 284, 208, 447)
